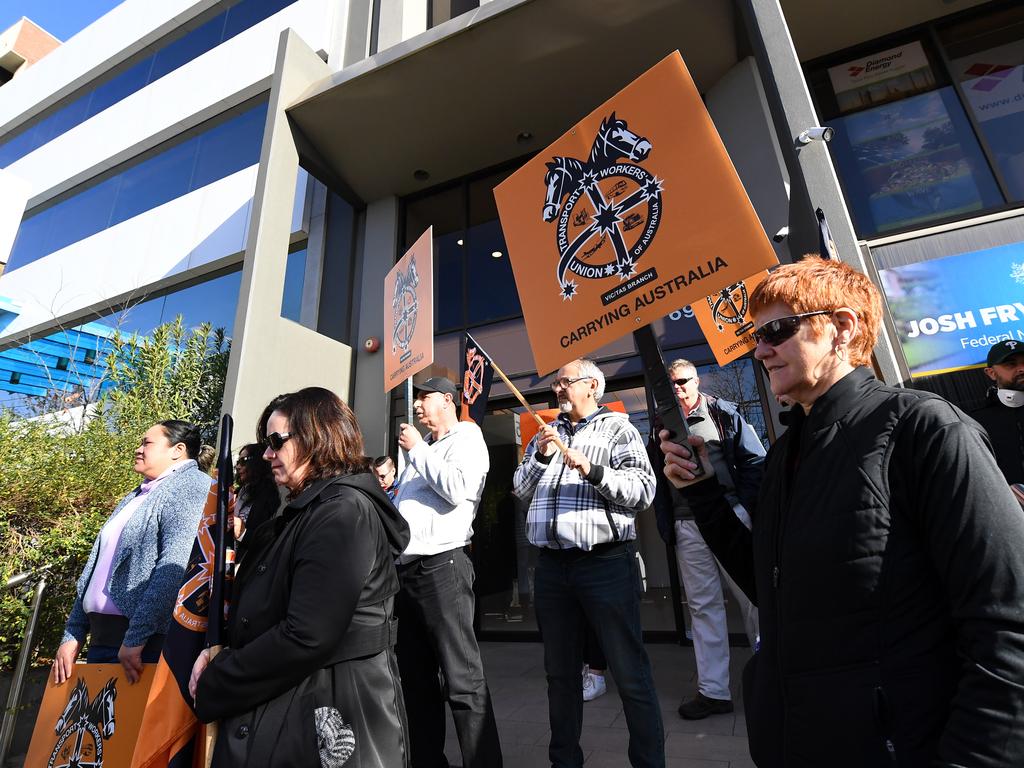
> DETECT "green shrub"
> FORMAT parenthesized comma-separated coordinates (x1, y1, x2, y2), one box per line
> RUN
(0, 318, 228, 669)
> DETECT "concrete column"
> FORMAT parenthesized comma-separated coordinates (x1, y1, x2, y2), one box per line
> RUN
(351, 196, 399, 456)
(738, 0, 906, 386)
(221, 29, 352, 447)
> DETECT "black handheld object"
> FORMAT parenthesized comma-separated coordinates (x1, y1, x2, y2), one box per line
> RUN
(208, 413, 234, 648)
(633, 324, 705, 477)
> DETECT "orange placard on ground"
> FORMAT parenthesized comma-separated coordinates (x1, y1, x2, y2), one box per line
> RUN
(384, 227, 434, 392)
(692, 271, 770, 366)
(519, 401, 627, 452)
(494, 51, 778, 375)
(25, 664, 156, 768)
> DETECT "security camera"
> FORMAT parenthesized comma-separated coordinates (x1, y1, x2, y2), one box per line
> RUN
(772, 226, 789, 243)
(796, 126, 835, 145)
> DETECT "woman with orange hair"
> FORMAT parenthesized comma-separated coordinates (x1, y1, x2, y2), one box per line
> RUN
(660, 257, 1024, 767)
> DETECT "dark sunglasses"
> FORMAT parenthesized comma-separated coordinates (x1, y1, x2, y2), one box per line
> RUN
(671, 377, 693, 388)
(236, 455, 259, 465)
(263, 431, 294, 451)
(752, 310, 832, 347)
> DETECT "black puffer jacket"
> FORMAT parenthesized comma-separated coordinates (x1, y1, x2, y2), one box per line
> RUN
(683, 368, 1024, 767)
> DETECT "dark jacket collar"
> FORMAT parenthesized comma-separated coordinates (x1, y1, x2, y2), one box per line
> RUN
(282, 472, 410, 556)
(798, 366, 877, 433)
(285, 475, 339, 510)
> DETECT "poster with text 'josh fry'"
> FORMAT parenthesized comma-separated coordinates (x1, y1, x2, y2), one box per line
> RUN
(384, 227, 434, 392)
(494, 51, 778, 375)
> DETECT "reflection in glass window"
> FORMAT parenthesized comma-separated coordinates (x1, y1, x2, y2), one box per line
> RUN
(940, 5, 1024, 202)
(696, 358, 768, 446)
(281, 249, 307, 322)
(0, 270, 242, 410)
(6, 101, 268, 272)
(429, 0, 480, 28)
(95, 270, 243, 337)
(829, 87, 1001, 235)
(0, 0, 295, 167)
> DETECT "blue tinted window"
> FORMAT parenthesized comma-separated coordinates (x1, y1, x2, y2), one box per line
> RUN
(96, 269, 244, 335)
(87, 59, 153, 117)
(6, 101, 267, 272)
(0, 0, 296, 166)
(192, 105, 267, 188)
(224, 0, 293, 39)
(435, 233, 464, 332)
(110, 140, 196, 224)
(467, 219, 521, 324)
(41, 180, 120, 255)
(281, 249, 307, 322)
(149, 13, 226, 82)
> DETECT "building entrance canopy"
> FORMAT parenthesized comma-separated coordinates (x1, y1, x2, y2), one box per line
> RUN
(286, 0, 739, 203)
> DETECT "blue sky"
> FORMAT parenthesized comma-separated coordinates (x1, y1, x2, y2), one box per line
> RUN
(1, 0, 124, 42)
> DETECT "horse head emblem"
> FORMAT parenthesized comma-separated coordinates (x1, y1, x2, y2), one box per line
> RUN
(592, 112, 651, 167)
(50, 676, 118, 767)
(539, 112, 663, 299)
(392, 257, 421, 357)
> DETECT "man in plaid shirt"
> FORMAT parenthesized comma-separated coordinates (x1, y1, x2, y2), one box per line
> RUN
(514, 357, 664, 768)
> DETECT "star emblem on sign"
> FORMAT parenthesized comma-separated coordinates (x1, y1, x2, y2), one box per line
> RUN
(642, 176, 664, 199)
(592, 201, 623, 235)
(560, 280, 579, 300)
(617, 256, 638, 279)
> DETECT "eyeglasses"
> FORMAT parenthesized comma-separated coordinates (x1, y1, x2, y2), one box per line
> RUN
(752, 310, 832, 347)
(550, 375, 593, 391)
(236, 455, 258, 465)
(671, 377, 693, 388)
(263, 432, 294, 451)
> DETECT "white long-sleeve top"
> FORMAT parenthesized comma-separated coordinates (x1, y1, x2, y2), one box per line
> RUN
(395, 420, 489, 558)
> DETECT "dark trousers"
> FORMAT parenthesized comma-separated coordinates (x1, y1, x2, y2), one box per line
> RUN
(535, 542, 665, 768)
(583, 622, 607, 670)
(86, 638, 163, 664)
(396, 548, 502, 768)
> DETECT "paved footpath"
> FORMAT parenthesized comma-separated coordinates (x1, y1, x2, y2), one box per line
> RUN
(444, 641, 755, 767)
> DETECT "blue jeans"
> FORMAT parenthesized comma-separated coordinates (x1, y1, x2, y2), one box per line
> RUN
(535, 542, 665, 768)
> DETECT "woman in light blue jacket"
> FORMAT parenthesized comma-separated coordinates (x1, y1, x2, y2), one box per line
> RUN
(52, 420, 211, 684)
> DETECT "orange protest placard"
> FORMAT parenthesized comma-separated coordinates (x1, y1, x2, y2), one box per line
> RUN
(384, 227, 434, 392)
(692, 271, 770, 366)
(494, 51, 778, 375)
(519, 401, 627, 455)
(25, 664, 156, 768)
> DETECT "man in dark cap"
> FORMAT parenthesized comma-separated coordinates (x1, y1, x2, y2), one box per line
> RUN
(393, 377, 502, 768)
(973, 340, 1024, 486)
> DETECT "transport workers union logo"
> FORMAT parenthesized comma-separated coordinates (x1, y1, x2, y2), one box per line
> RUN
(707, 281, 754, 337)
(541, 113, 663, 301)
(392, 257, 420, 362)
(48, 678, 117, 768)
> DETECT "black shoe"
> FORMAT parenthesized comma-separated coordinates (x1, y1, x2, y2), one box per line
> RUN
(678, 692, 734, 720)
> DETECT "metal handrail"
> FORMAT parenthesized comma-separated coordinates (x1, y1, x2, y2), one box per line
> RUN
(0, 564, 53, 766)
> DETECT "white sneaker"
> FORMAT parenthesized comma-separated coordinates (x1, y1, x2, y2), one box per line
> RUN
(582, 670, 607, 702)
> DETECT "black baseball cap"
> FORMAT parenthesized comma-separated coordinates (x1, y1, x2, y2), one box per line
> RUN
(414, 377, 458, 399)
(987, 340, 1024, 366)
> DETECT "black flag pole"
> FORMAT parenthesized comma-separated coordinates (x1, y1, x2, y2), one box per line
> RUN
(203, 412, 233, 767)
(466, 332, 569, 454)
(633, 324, 704, 477)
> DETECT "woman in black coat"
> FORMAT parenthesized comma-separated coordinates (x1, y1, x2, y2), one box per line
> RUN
(190, 387, 411, 767)
(660, 258, 1024, 768)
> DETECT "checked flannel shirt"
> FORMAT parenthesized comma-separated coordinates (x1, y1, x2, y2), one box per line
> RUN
(513, 406, 656, 550)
